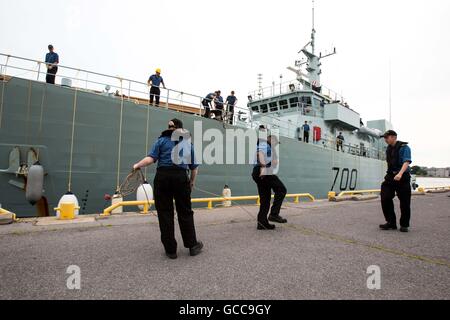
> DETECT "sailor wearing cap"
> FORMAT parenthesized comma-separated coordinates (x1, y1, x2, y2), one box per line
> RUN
(252, 133, 288, 230)
(148, 68, 166, 106)
(45, 45, 59, 84)
(379, 130, 413, 233)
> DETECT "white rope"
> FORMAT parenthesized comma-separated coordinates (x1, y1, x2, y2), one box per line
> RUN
(116, 80, 124, 191)
(144, 104, 150, 180)
(36, 86, 46, 161)
(26, 80, 32, 144)
(0, 75, 5, 129)
(68, 89, 78, 192)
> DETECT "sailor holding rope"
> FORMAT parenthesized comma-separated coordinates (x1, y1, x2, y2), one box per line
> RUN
(133, 119, 203, 259)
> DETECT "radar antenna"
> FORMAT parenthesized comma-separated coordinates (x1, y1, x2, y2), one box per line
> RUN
(287, 0, 337, 92)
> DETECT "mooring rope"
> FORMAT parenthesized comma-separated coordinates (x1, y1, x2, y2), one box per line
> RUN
(0, 74, 5, 129)
(144, 103, 150, 180)
(67, 89, 78, 192)
(25, 80, 32, 145)
(116, 79, 124, 191)
(36, 85, 46, 161)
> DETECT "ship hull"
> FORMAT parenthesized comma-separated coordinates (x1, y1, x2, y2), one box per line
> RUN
(0, 77, 386, 217)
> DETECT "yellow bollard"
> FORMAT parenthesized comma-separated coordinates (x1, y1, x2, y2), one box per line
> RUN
(54, 203, 79, 220)
(328, 192, 336, 200)
(142, 202, 149, 214)
(208, 201, 213, 210)
(418, 187, 425, 193)
(294, 196, 300, 204)
(256, 197, 260, 206)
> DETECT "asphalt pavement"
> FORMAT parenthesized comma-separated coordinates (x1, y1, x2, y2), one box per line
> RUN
(0, 193, 449, 300)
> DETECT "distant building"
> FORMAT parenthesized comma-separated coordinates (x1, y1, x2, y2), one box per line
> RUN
(426, 167, 450, 178)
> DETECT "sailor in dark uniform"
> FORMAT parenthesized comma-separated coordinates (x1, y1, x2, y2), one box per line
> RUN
(379, 130, 413, 233)
(133, 119, 203, 259)
(252, 133, 288, 230)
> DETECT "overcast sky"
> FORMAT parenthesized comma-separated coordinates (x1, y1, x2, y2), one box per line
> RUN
(1, 0, 449, 167)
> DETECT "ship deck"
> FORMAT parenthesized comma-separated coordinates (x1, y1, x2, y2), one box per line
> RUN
(0, 193, 449, 300)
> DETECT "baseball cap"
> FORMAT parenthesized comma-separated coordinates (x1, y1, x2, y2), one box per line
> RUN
(381, 130, 398, 138)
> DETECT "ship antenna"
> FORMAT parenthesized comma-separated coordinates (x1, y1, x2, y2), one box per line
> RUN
(389, 60, 392, 123)
(311, 0, 316, 55)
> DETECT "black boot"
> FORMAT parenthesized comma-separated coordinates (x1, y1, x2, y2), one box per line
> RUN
(257, 222, 276, 230)
(379, 223, 397, 230)
(269, 215, 288, 224)
(189, 241, 204, 257)
(165, 252, 178, 260)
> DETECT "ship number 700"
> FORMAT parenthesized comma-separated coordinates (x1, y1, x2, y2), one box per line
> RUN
(332, 167, 358, 191)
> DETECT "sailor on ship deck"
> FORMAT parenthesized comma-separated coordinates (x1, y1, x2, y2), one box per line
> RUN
(45, 45, 59, 84)
(148, 68, 166, 106)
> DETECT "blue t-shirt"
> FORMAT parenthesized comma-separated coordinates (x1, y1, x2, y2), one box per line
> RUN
(148, 75, 164, 87)
(149, 134, 198, 170)
(399, 145, 412, 172)
(226, 95, 237, 106)
(203, 93, 216, 107)
(302, 124, 310, 132)
(45, 52, 59, 64)
(215, 96, 224, 109)
(254, 142, 272, 167)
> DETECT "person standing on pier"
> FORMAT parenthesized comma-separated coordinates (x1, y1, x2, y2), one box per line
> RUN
(45, 45, 59, 84)
(252, 134, 288, 230)
(379, 130, 412, 233)
(133, 119, 203, 259)
(148, 68, 166, 106)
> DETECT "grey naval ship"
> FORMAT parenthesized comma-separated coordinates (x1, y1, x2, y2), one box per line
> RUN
(0, 17, 392, 218)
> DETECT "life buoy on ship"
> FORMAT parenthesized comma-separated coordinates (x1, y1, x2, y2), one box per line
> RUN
(57, 192, 80, 218)
(137, 182, 154, 210)
(26, 163, 44, 205)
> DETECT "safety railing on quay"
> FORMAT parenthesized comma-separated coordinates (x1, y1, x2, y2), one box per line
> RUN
(101, 193, 316, 216)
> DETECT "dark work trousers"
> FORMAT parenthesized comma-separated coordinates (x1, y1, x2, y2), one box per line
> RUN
(212, 109, 223, 121)
(203, 107, 211, 118)
(150, 86, 161, 106)
(381, 173, 412, 228)
(228, 108, 234, 125)
(304, 131, 310, 143)
(252, 167, 287, 224)
(154, 168, 198, 254)
(46, 67, 58, 84)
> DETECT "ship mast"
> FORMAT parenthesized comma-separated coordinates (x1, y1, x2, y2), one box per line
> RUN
(287, 0, 336, 91)
(311, 0, 316, 55)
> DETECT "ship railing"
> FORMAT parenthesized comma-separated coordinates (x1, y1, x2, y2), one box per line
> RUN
(248, 78, 346, 104)
(251, 110, 384, 160)
(0, 53, 250, 121)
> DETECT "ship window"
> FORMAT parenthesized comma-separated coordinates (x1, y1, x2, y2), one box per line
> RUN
(270, 102, 278, 112)
(289, 97, 299, 108)
(260, 104, 268, 113)
(251, 105, 260, 112)
(301, 96, 312, 106)
(279, 100, 288, 110)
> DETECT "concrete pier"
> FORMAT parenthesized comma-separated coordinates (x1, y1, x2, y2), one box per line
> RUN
(0, 193, 449, 300)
